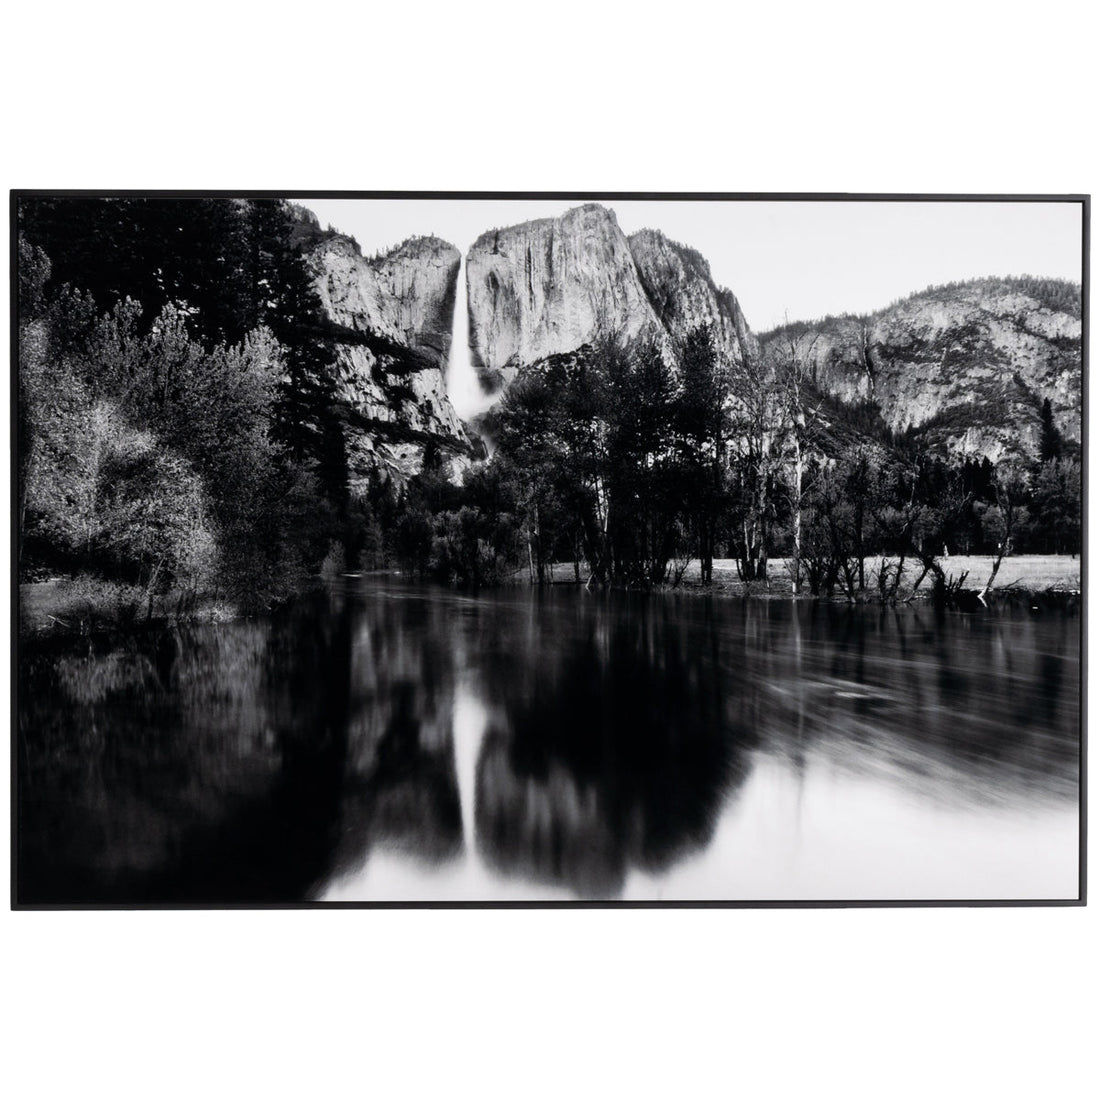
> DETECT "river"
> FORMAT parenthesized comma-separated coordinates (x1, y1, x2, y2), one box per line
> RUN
(16, 579, 1081, 904)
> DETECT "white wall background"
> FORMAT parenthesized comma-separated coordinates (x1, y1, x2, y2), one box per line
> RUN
(3, 3, 1096, 1098)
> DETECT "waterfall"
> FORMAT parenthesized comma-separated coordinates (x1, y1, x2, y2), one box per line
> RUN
(447, 256, 497, 420)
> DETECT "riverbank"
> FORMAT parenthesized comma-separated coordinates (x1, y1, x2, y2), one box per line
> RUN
(17, 576, 237, 638)
(517, 554, 1082, 598)
(20, 554, 1082, 638)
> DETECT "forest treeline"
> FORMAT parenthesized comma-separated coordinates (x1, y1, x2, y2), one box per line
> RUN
(379, 330, 1081, 598)
(759, 274, 1083, 343)
(17, 198, 1082, 622)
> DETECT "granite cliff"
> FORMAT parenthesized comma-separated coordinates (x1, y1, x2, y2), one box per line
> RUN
(465, 203, 757, 390)
(298, 202, 1080, 477)
(465, 203, 1080, 463)
(759, 277, 1082, 462)
(302, 227, 472, 484)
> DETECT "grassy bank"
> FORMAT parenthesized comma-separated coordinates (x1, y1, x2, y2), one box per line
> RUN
(520, 554, 1082, 597)
(18, 576, 237, 637)
(21, 554, 1081, 636)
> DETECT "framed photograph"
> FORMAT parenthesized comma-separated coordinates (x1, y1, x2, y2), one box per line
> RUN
(12, 192, 1085, 907)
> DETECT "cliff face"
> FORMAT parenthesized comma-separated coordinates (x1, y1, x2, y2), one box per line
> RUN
(314, 234, 457, 358)
(760, 279, 1082, 462)
(465, 204, 757, 389)
(627, 227, 755, 367)
(305, 233, 471, 484)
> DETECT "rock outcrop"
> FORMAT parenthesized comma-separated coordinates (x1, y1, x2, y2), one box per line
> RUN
(627, 227, 755, 367)
(465, 203, 757, 390)
(304, 231, 472, 484)
(759, 278, 1082, 462)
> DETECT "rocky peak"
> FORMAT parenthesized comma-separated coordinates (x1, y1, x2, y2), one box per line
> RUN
(303, 202, 1080, 479)
(465, 203, 756, 389)
(304, 232, 471, 485)
(466, 203, 655, 387)
(312, 233, 459, 359)
(627, 228, 755, 366)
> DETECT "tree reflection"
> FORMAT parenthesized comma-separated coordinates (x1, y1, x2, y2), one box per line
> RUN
(327, 595, 463, 877)
(18, 595, 357, 903)
(472, 598, 754, 898)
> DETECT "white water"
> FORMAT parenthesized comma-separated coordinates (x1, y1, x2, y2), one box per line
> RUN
(446, 256, 498, 420)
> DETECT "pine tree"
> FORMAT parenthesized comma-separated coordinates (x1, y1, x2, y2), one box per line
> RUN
(243, 200, 347, 506)
(676, 326, 731, 585)
(1039, 398, 1063, 463)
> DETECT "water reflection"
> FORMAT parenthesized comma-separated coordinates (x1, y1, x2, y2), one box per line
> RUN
(17, 581, 1080, 904)
(470, 600, 751, 898)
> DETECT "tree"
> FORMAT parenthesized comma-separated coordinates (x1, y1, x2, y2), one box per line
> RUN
(246, 200, 346, 506)
(19, 198, 255, 346)
(841, 444, 875, 591)
(797, 445, 883, 599)
(728, 345, 783, 583)
(556, 341, 615, 582)
(605, 337, 681, 585)
(19, 338, 216, 601)
(976, 466, 1031, 598)
(486, 341, 620, 585)
(1038, 397, 1063, 463)
(674, 326, 733, 585)
(1029, 458, 1080, 555)
(767, 329, 826, 593)
(489, 367, 564, 583)
(19, 269, 327, 607)
(20, 197, 349, 510)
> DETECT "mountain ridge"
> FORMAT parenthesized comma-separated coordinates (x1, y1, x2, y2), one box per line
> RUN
(757, 274, 1082, 462)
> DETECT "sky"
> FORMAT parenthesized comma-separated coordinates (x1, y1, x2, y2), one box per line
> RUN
(299, 198, 1083, 333)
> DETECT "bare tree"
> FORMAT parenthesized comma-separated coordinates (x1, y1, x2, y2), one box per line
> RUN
(979, 468, 1027, 602)
(769, 328, 825, 594)
(728, 345, 783, 584)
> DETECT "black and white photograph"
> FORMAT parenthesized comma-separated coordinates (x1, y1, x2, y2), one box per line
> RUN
(12, 193, 1084, 906)
(5, 3, 1098, 1096)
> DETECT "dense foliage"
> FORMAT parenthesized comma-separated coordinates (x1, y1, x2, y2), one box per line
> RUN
(18, 199, 347, 614)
